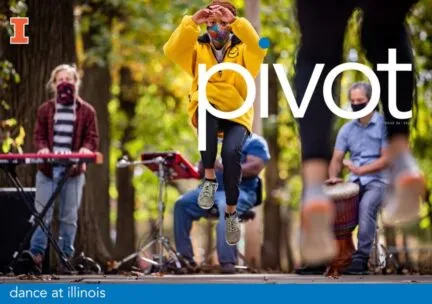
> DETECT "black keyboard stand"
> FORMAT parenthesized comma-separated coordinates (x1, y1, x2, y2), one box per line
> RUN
(0, 164, 75, 274)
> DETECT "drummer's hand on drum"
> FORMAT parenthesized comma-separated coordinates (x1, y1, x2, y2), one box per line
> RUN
(325, 177, 343, 185)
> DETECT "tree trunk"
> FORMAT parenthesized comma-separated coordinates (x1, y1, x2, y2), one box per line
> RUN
(246, 0, 262, 135)
(0, 2, 9, 59)
(75, 3, 112, 264)
(244, 0, 263, 269)
(115, 67, 137, 259)
(262, 57, 281, 270)
(204, 221, 214, 265)
(1, 0, 76, 186)
(281, 205, 294, 272)
(428, 190, 432, 238)
(115, 164, 135, 258)
(402, 232, 414, 272)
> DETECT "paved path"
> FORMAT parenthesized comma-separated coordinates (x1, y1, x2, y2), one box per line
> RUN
(1, 274, 432, 284)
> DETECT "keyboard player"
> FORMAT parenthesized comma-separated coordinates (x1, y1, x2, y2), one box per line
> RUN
(23, 64, 99, 274)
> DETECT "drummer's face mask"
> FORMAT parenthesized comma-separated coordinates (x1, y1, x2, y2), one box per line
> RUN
(351, 102, 368, 112)
(350, 88, 370, 112)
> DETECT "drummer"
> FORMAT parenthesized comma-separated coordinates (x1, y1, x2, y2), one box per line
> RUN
(328, 82, 389, 275)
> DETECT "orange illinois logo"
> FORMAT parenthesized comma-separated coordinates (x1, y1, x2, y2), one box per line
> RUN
(10, 17, 29, 44)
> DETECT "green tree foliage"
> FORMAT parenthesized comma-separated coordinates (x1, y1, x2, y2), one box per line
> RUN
(0, 1, 26, 153)
(407, 1, 432, 238)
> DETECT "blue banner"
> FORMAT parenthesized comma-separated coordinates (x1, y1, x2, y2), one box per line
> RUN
(0, 283, 431, 304)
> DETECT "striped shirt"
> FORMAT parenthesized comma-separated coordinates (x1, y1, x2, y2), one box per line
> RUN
(53, 104, 75, 153)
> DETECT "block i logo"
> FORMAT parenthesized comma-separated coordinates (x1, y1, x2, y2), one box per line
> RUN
(9, 17, 29, 44)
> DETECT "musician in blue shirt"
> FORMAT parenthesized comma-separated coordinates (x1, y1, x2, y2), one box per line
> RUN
(328, 82, 389, 275)
(174, 134, 270, 274)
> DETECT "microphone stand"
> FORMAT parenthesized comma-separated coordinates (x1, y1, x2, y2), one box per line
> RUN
(113, 156, 188, 274)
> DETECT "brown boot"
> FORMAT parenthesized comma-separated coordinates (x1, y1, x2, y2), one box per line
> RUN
(21, 251, 43, 274)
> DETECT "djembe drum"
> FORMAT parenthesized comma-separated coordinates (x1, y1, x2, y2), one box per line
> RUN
(322, 182, 360, 277)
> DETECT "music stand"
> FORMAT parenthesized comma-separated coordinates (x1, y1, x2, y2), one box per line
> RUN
(113, 152, 199, 273)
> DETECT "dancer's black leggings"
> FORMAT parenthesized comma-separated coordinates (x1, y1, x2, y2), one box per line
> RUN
(201, 111, 249, 206)
(295, 0, 418, 161)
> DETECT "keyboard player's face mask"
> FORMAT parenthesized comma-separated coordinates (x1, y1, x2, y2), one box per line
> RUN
(54, 69, 77, 106)
(56, 82, 75, 106)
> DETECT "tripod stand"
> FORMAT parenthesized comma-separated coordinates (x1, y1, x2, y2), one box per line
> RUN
(369, 211, 401, 274)
(113, 156, 189, 273)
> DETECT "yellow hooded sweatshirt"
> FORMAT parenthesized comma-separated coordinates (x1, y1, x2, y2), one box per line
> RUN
(163, 15, 267, 134)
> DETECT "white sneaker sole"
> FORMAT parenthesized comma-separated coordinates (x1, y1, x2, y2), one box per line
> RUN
(198, 191, 215, 210)
(226, 236, 240, 246)
(382, 173, 426, 227)
(226, 228, 240, 246)
(197, 199, 214, 210)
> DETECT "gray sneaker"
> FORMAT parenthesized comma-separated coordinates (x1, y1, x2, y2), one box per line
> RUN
(382, 152, 426, 226)
(225, 212, 241, 246)
(198, 180, 218, 210)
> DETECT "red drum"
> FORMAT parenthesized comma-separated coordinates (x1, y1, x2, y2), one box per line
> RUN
(323, 182, 359, 239)
(322, 182, 360, 277)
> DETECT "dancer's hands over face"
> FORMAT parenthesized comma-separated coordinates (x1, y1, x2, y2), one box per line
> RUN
(209, 5, 236, 24)
(192, 8, 212, 25)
